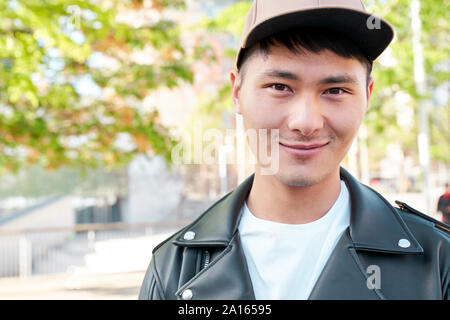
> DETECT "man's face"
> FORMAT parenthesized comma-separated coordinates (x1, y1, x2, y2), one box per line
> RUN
(231, 45, 374, 187)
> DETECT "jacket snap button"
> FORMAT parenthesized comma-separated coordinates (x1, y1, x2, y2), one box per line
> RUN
(398, 238, 411, 248)
(181, 289, 193, 300)
(183, 231, 196, 240)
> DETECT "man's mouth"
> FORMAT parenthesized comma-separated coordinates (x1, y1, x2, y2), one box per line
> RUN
(279, 141, 329, 157)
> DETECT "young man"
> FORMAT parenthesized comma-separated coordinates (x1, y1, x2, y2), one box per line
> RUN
(139, 0, 449, 300)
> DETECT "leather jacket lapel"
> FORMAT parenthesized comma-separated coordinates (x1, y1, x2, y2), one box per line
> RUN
(174, 232, 255, 300)
(173, 175, 254, 247)
(309, 168, 424, 299)
(172, 174, 255, 300)
(341, 167, 423, 254)
(308, 229, 385, 300)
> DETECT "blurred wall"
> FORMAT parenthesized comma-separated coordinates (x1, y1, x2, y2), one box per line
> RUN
(126, 155, 184, 224)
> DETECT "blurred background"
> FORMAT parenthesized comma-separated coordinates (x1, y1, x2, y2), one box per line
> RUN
(0, 0, 448, 299)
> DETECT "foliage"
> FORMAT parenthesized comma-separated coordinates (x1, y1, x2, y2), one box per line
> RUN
(365, 0, 449, 165)
(193, 0, 250, 117)
(0, 0, 192, 173)
(172, 1, 251, 163)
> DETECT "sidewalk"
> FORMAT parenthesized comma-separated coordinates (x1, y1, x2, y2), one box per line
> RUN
(0, 270, 146, 300)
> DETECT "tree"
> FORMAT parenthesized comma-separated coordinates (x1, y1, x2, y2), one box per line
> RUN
(365, 0, 449, 169)
(0, 0, 193, 173)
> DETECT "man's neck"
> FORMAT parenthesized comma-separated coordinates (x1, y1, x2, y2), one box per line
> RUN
(246, 168, 342, 224)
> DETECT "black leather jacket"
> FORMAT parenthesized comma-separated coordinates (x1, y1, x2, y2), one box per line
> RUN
(139, 168, 450, 300)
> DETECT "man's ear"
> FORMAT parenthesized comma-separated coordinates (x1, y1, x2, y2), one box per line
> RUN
(366, 76, 375, 111)
(230, 69, 242, 115)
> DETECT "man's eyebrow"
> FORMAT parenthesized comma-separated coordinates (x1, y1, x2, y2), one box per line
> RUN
(256, 70, 360, 85)
(257, 69, 300, 81)
(319, 74, 359, 85)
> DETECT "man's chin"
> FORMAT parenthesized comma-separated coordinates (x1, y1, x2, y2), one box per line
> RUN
(273, 172, 323, 188)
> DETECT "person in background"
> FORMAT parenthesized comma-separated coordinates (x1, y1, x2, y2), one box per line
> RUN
(437, 183, 450, 225)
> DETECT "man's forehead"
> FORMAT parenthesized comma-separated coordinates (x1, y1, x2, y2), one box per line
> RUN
(250, 51, 366, 84)
(251, 45, 363, 67)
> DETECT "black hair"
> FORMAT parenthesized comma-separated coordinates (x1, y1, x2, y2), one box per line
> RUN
(237, 27, 373, 84)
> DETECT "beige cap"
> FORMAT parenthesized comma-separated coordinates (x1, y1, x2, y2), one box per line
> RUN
(236, 0, 395, 68)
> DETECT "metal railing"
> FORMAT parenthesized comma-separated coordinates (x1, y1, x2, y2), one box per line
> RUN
(0, 221, 190, 279)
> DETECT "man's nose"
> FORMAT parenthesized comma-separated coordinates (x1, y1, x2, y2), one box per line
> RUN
(286, 95, 324, 137)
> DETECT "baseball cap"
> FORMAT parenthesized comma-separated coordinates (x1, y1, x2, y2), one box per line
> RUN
(236, 0, 395, 68)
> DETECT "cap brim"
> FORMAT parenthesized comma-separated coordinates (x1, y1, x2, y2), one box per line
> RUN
(239, 8, 394, 64)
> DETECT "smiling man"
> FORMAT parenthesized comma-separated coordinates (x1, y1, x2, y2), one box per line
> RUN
(139, 0, 449, 300)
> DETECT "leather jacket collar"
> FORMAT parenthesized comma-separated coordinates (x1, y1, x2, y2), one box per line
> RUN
(173, 167, 423, 255)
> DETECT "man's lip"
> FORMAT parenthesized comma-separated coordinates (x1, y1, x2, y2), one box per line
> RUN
(279, 141, 329, 158)
(279, 142, 329, 149)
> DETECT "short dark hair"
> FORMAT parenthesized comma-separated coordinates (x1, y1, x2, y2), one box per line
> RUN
(237, 27, 373, 84)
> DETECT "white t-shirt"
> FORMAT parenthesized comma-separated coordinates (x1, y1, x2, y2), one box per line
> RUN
(238, 180, 351, 300)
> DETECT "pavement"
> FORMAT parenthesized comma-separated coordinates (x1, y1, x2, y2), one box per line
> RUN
(0, 270, 146, 300)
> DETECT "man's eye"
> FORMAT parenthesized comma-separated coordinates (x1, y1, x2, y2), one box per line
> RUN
(269, 84, 290, 91)
(324, 88, 345, 95)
